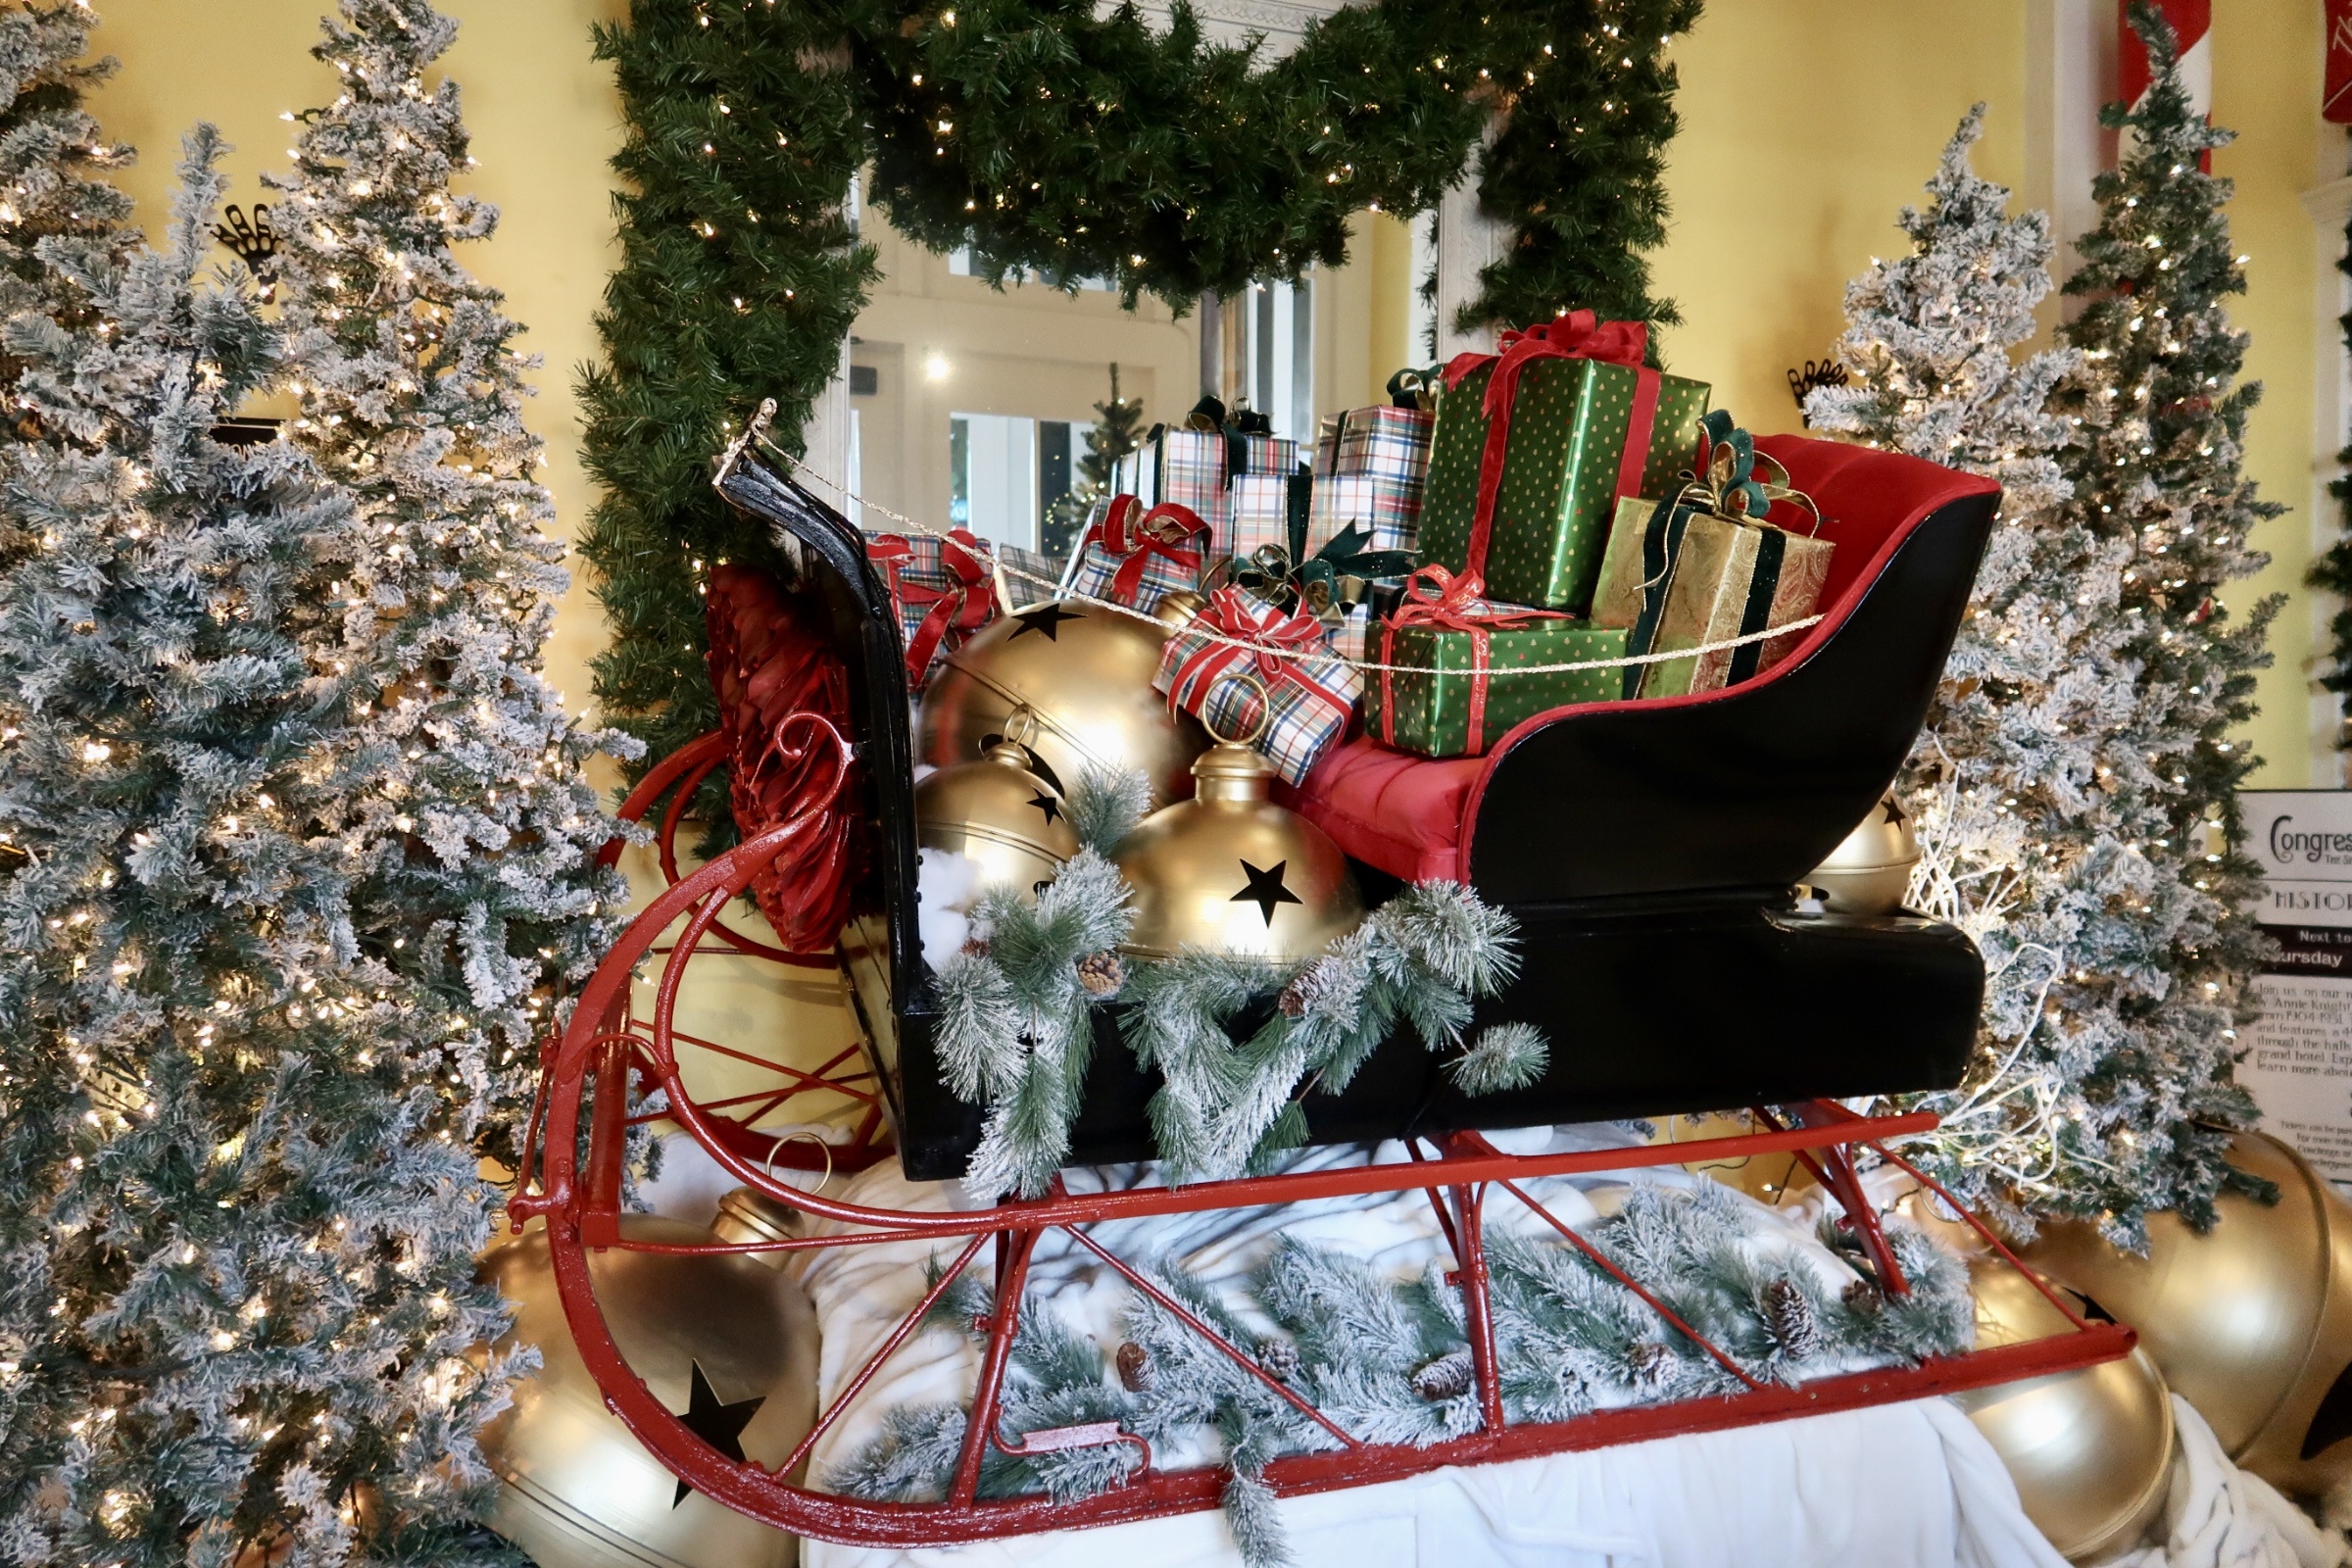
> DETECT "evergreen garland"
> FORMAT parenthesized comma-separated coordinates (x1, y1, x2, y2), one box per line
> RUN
(828, 1183, 1975, 1568)
(934, 768, 1546, 1199)
(0, 130, 520, 1567)
(578, 0, 1702, 798)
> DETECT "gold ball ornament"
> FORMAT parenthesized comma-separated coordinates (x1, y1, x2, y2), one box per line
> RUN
(477, 1216, 816, 1568)
(1804, 793, 1919, 914)
(1955, 1259, 2175, 1562)
(918, 593, 1210, 808)
(1112, 740, 1364, 962)
(914, 735, 1079, 899)
(2023, 1131, 2352, 1498)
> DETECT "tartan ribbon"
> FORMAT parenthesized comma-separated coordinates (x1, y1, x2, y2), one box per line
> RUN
(1441, 310, 1661, 585)
(1164, 585, 1352, 733)
(1090, 494, 1207, 604)
(1377, 563, 1565, 755)
(869, 528, 996, 687)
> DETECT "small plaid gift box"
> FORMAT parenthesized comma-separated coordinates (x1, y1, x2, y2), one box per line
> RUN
(1154, 586, 1363, 785)
(865, 528, 1002, 690)
(1224, 471, 1311, 565)
(1116, 425, 1300, 517)
(1329, 603, 1372, 663)
(1063, 494, 1210, 612)
(1309, 404, 1432, 556)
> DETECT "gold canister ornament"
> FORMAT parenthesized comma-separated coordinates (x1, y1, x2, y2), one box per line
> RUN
(1955, 1260, 2175, 1562)
(917, 592, 1209, 807)
(2023, 1130, 2352, 1499)
(1804, 793, 1919, 914)
(914, 714, 1079, 900)
(476, 1216, 816, 1568)
(1113, 727, 1364, 962)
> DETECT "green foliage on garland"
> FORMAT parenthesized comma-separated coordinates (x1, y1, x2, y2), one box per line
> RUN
(579, 0, 1700, 783)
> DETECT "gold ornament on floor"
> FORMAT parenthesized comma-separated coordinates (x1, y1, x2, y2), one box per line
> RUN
(914, 718, 1079, 899)
(1804, 793, 1919, 914)
(1113, 721, 1363, 962)
(477, 1215, 817, 1568)
(2023, 1131, 2352, 1499)
(1955, 1259, 2175, 1563)
(918, 592, 1209, 807)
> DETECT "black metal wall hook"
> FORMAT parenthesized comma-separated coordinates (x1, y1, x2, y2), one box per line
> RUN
(213, 203, 279, 279)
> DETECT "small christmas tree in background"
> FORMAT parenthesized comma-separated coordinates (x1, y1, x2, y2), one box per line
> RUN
(2309, 217, 2352, 721)
(0, 126, 521, 1566)
(264, 0, 629, 1161)
(1812, 8, 2280, 1241)
(1043, 361, 1145, 561)
(0, 0, 133, 439)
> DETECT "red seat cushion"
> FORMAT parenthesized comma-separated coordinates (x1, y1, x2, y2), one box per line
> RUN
(1279, 736, 1482, 884)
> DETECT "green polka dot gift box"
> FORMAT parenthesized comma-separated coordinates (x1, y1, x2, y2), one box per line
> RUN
(1421, 315, 1709, 614)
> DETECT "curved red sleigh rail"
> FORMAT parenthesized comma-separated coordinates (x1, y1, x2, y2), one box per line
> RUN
(508, 710, 2136, 1550)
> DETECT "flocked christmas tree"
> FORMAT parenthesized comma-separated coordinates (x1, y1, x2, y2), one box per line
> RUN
(1810, 9, 2279, 1240)
(263, 0, 628, 1160)
(0, 1, 133, 399)
(0, 126, 523, 1567)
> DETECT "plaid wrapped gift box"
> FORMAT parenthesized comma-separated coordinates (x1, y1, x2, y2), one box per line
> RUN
(865, 527, 1002, 690)
(1063, 494, 1209, 612)
(1116, 424, 1299, 518)
(1309, 403, 1431, 556)
(1225, 470, 1313, 565)
(1154, 586, 1362, 785)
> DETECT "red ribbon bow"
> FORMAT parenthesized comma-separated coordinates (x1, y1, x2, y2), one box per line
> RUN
(1438, 310, 1661, 591)
(1092, 494, 1207, 605)
(1164, 586, 1350, 738)
(870, 528, 998, 687)
(1378, 564, 1564, 756)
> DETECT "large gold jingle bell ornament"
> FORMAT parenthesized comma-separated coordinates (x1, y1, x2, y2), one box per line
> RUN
(1955, 1259, 2175, 1562)
(918, 591, 1210, 807)
(913, 716, 1079, 899)
(2024, 1131, 2352, 1498)
(477, 1214, 816, 1568)
(1113, 692, 1364, 961)
(1804, 793, 1920, 915)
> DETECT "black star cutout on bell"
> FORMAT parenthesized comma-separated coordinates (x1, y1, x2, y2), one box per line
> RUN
(1030, 790, 1063, 826)
(1881, 798, 1906, 826)
(1229, 858, 1302, 926)
(1009, 603, 1083, 641)
(670, 1359, 764, 1507)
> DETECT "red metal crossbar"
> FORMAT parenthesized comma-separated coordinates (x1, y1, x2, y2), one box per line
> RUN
(510, 720, 2138, 1550)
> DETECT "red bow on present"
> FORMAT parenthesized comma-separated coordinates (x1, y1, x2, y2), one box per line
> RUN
(1091, 494, 1208, 605)
(869, 528, 998, 687)
(1163, 585, 1346, 728)
(1439, 311, 1661, 587)
(1378, 564, 1564, 756)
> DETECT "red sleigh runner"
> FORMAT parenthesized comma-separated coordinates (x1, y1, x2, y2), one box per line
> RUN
(506, 406, 2133, 1552)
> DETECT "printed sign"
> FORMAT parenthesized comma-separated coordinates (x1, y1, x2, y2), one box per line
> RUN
(2239, 791, 2352, 1178)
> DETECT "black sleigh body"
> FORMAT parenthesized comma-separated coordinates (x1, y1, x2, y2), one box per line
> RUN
(714, 434, 2000, 1182)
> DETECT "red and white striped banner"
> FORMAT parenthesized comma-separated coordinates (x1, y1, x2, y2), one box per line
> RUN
(2117, 0, 2209, 167)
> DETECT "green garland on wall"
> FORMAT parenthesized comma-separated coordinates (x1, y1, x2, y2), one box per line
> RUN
(580, 0, 1700, 779)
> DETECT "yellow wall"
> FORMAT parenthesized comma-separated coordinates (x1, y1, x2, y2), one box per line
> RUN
(78, 0, 2341, 780)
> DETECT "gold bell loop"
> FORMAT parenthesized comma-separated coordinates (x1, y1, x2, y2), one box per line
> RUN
(1200, 670, 1276, 750)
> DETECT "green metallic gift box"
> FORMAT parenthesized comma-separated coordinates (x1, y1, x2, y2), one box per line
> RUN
(1420, 358, 1710, 613)
(1365, 613, 1628, 759)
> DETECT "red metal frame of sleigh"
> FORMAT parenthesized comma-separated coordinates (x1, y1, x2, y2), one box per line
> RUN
(505, 707, 2137, 1550)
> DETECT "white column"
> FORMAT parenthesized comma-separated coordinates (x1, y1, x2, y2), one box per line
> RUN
(2024, 0, 2116, 294)
(1433, 126, 1507, 360)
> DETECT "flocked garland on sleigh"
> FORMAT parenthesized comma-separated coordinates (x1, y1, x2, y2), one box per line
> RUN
(930, 766, 1549, 1200)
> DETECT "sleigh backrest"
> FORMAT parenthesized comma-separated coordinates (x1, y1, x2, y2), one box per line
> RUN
(1461, 436, 2000, 904)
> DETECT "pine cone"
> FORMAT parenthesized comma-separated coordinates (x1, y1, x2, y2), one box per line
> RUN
(1076, 950, 1125, 998)
(1254, 1337, 1300, 1383)
(1841, 1276, 1885, 1315)
(1116, 1340, 1154, 1394)
(1277, 956, 1337, 1019)
(1761, 1277, 1824, 1360)
(960, 935, 992, 959)
(1625, 1340, 1672, 1384)
(1409, 1348, 1475, 1402)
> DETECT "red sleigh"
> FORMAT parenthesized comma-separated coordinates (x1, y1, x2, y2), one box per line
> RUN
(506, 408, 2133, 1549)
